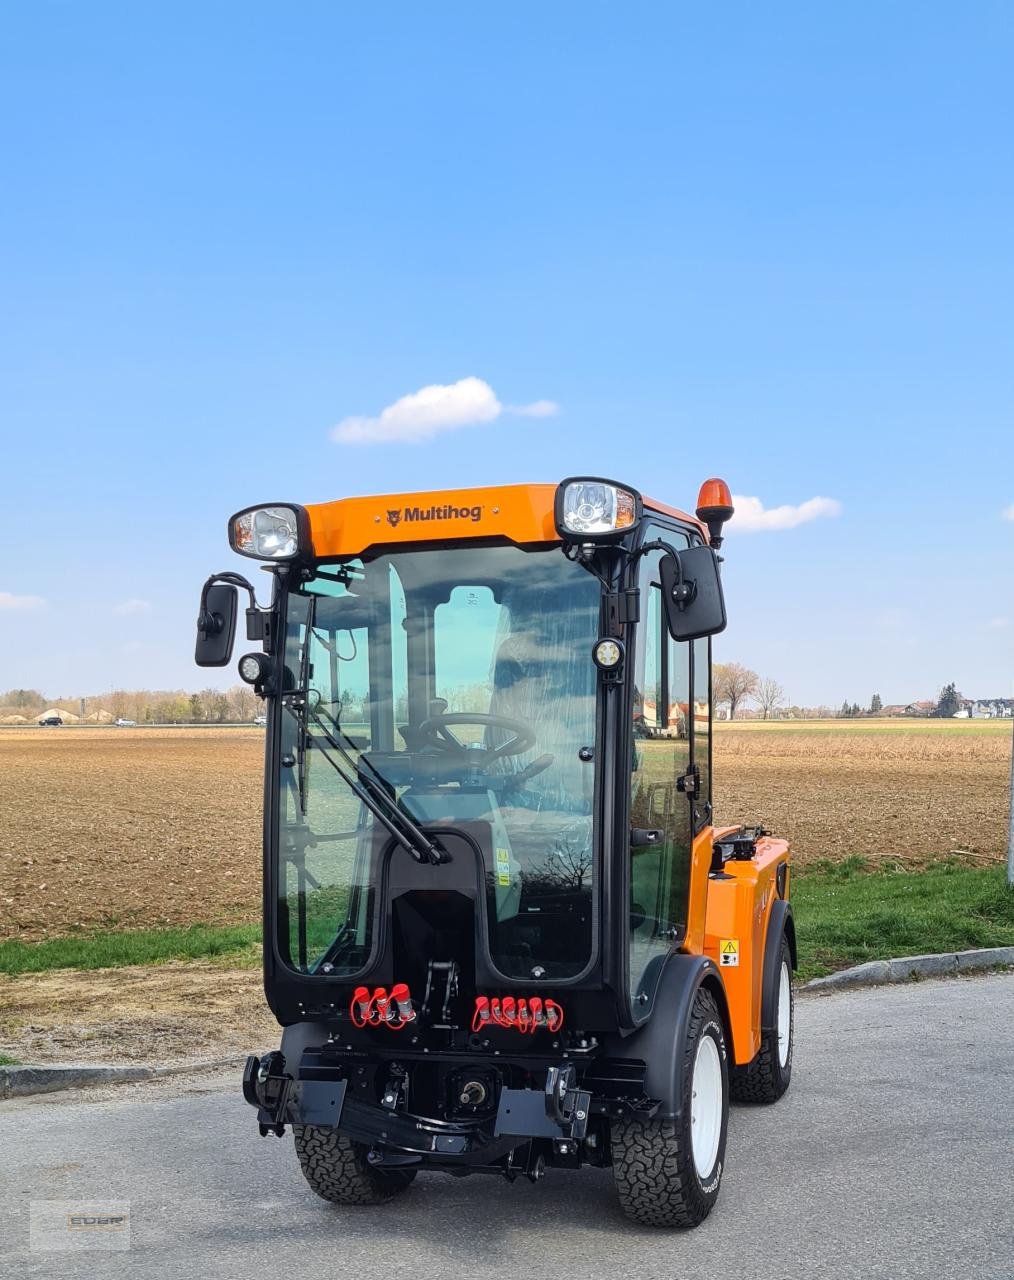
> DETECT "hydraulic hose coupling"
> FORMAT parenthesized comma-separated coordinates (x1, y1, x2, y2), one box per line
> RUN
(471, 995, 564, 1034)
(349, 983, 416, 1030)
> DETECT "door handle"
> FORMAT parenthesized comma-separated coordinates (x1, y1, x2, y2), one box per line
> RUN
(630, 828, 664, 848)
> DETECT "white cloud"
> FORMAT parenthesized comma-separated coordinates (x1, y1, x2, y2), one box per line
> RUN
(113, 598, 153, 616)
(1002, 504, 1014, 522)
(730, 494, 843, 532)
(330, 377, 558, 445)
(505, 399, 560, 419)
(988, 617, 1009, 630)
(0, 591, 44, 611)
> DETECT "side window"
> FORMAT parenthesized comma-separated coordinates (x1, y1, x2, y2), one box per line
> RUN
(692, 636, 711, 824)
(628, 529, 692, 1015)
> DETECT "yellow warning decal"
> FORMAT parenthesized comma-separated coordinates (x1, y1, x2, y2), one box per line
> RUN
(495, 848, 512, 887)
(719, 938, 739, 967)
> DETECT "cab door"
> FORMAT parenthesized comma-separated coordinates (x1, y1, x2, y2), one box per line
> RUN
(627, 529, 693, 1019)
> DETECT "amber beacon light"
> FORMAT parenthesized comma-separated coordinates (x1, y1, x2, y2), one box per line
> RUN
(695, 478, 735, 550)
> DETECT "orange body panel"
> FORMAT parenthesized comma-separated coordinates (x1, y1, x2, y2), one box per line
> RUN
(305, 484, 560, 559)
(697, 835, 791, 1065)
(303, 483, 708, 560)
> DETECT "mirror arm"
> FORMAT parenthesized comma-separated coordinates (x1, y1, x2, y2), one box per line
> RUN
(198, 572, 259, 638)
(628, 539, 697, 610)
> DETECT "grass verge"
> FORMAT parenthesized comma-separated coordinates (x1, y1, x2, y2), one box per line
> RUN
(793, 860, 1014, 982)
(0, 923, 261, 976)
(2, 864, 1011, 984)
(0, 1052, 21, 1065)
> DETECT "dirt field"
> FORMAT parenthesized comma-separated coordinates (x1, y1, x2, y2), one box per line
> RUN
(0, 961, 274, 1064)
(1, 721, 1010, 944)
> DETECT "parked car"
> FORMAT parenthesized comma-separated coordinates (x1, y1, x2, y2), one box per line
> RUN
(38, 716, 63, 726)
(114, 718, 137, 727)
(253, 714, 267, 726)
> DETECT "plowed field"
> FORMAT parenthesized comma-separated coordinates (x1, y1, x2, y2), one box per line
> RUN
(1, 722, 1009, 942)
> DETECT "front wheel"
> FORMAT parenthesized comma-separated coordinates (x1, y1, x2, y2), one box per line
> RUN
(731, 937, 793, 1103)
(293, 1126, 416, 1205)
(610, 987, 729, 1228)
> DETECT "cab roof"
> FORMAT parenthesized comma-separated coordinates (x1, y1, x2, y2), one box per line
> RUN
(304, 483, 706, 559)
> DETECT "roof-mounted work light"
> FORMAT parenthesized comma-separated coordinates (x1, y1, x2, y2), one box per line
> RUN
(229, 504, 312, 561)
(554, 478, 642, 542)
(695, 478, 735, 550)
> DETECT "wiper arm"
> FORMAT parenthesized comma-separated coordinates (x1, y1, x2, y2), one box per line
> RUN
(305, 704, 445, 866)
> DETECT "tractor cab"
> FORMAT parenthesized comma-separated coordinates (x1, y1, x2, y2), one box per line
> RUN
(195, 477, 795, 1228)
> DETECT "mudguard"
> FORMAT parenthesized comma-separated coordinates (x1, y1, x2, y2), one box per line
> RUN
(598, 952, 729, 1120)
(760, 900, 796, 1034)
(279, 1020, 330, 1066)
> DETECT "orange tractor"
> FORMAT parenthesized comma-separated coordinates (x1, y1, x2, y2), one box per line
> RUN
(195, 477, 794, 1227)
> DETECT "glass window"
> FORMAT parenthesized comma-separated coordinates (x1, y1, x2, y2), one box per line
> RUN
(628, 532, 692, 1014)
(692, 635, 711, 825)
(277, 543, 600, 980)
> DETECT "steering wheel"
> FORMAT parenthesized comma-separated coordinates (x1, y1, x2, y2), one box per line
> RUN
(416, 713, 536, 765)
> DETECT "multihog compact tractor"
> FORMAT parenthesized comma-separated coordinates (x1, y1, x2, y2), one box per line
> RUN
(195, 477, 794, 1227)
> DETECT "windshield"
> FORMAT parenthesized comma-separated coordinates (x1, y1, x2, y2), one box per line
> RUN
(276, 542, 601, 980)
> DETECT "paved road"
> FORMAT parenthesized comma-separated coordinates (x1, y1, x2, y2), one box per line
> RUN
(2, 972, 1013, 1280)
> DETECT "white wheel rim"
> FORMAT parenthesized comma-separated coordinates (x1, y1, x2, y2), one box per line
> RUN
(691, 1034, 723, 1180)
(777, 960, 791, 1068)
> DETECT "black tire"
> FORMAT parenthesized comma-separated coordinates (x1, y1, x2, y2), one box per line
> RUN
(610, 987, 729, 1228)
(293, 1126, 416, 1205)
(731, 937, 793, 1104)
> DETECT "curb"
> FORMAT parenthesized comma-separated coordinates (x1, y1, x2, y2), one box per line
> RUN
(803, 946, 1014, 993)
(0, 1055, 247, 1100)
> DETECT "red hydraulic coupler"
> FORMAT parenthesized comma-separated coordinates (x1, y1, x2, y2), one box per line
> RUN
(349, 984, 416, 1030)
(472, 994, 564, 1034)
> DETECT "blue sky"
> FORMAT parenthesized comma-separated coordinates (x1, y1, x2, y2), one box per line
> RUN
(1, 2, 1011, 707)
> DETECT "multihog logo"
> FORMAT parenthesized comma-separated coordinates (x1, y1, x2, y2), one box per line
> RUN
(386, 502, 482, 529)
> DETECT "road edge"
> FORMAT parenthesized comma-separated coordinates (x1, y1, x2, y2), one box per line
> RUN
(0, 1055, 246, 1100)
(803, 945, 1014, 993)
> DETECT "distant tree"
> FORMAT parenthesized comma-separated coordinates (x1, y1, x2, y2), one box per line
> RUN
(188, 693, 204, 723)
(1, 688, 45, 710)
(714, 663, 759, 721)
(228, 684, 258, 723)
(838, 700, 850, 719)
(935, 682, 961, 719)
(756, 677, 786, 721)
(869, 693, 882, 715)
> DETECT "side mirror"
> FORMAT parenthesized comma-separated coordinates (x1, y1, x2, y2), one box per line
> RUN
(660, 545, 727, 641)
(195, 583, 239, 667)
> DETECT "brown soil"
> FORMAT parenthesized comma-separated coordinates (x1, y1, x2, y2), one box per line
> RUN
(0, 960, 276, 1064)
(1, 723, 1008, 945)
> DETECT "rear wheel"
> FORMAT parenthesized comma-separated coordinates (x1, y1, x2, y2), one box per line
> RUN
(731, 937, 793, 1103)
(610, 987, 729, 1228)
(293, 1126, 416, 1205)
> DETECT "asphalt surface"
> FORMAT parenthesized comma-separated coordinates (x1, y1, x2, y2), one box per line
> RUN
(2, 972, 1013, 1280)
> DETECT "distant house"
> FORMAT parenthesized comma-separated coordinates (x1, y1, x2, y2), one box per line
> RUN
(881, 705, 907, 718)
(904, 701, 936, 717)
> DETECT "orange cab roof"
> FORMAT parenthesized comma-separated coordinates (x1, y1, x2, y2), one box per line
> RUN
(304, 483, 706, 559)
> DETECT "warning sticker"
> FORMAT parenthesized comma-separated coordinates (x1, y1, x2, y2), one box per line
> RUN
(719, 938, 739, 967)
(495, 848, 512, 888)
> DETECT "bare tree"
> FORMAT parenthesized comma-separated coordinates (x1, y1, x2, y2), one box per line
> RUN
(714, 662, 759, 720)
(756, 677, 786, 720)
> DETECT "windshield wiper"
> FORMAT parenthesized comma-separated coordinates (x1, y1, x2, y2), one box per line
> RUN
(303, 703, 445, 866)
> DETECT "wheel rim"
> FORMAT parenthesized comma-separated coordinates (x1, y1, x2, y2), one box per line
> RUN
(777, 960, 792, 1068)
(691, 1034, 723, 1180)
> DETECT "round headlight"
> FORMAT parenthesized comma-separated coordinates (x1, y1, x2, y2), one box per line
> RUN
(229, 504, 308, 560)
(238, 653, 267, 684)
(593, 638, 624, 670)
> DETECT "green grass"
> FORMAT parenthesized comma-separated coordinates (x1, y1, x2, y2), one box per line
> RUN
(715, 717, 1010, 736)
(0, 1053, 21, 1065)
(3, 863, 1012, 985)
(0, 922, 261, 976)
(793, 861, 1014, 982)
